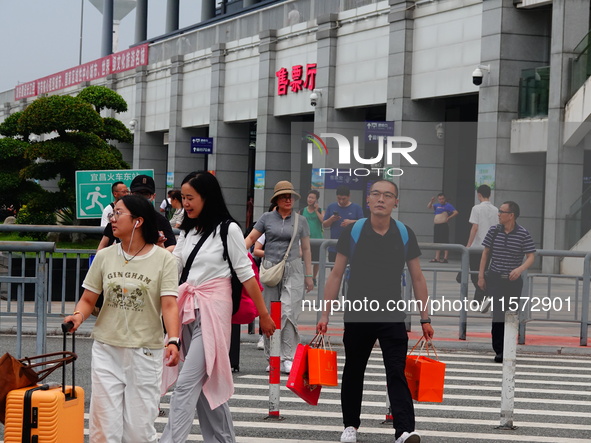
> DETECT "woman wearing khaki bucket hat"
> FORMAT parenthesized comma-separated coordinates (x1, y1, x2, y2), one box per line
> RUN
(245, 180, 314, 374)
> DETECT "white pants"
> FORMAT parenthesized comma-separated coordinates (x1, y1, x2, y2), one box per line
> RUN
(90, 341, 163, 443)
(262, 258, 304, 362)
(160, 310, 235, 443)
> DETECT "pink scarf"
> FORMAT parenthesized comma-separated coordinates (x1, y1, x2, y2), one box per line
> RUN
(161, 278, 233, 409)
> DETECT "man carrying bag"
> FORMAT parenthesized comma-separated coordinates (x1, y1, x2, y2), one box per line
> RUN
(316, 180, 434, 443)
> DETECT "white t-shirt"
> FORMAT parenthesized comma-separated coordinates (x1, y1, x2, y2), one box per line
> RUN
(469, 201, 499, 247)
(83, 243, 178, 348)
(174, 222, 254, 287)
(100, 203, 114, 227)
(160, 198, 171, 211)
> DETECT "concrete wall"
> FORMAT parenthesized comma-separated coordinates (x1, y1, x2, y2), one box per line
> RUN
(411, 0, 483, 100)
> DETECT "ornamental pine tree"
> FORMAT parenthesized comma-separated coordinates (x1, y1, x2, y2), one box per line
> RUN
(0, 86, 131, 219)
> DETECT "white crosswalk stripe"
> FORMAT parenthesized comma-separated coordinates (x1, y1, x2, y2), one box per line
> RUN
(149, 344, 591, 442)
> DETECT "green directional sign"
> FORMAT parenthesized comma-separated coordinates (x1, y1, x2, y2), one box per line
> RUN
(75, 169, 154, 219)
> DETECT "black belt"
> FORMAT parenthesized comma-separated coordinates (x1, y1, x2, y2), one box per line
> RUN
(489, 271, 510, 279)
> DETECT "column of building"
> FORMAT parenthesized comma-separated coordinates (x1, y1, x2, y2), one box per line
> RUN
(543, 0, 589, 271)
(166, 55, 204, 188)
(312, 14, 342, 208)
(252, 30, 293, 220)
(476, 0, 549, 248)
(132, 66, 169, 198)
(385, 0, 445, 241)
(207, 44, 251, 227)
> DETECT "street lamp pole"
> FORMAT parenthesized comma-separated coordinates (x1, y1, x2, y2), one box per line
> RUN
(79, 0, 85, 65)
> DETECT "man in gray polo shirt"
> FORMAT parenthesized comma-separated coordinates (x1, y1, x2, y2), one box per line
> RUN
(478, 201, 535, 362)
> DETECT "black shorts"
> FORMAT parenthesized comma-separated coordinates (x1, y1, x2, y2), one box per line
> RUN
(433, 223, 449, 244)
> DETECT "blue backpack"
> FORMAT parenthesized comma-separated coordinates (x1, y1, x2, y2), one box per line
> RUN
(346, 218, 409, 286)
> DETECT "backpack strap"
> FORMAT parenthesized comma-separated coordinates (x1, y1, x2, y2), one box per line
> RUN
(349, 218, 367, 259)
(394, 219, 409, 260)
(350, 218, 408, 260)
(179, 230, 211, 285)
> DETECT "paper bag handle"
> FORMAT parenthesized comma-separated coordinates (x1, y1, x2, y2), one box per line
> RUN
(408, 337, 439, 361)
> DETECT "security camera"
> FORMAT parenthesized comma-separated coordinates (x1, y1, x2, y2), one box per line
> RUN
(310, 92, 319, 107)
(129, 119, 137, 130)
(471, 64, 490, 86)
(472, 68, 483, 86)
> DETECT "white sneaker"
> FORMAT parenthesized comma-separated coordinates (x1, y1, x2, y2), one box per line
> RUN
(282, 360, 293, 374)
(257, 335, 264, 350)
(395, 431, 421, 443)
(340, 426, 357, 443)
(265, 365, 270, 372)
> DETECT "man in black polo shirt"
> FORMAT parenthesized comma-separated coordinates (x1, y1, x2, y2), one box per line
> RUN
(478, 201, 535, 363)
(317, 180, 433, 443)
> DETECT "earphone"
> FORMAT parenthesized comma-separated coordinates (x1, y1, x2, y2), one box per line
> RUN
(135, 221, 139, 227)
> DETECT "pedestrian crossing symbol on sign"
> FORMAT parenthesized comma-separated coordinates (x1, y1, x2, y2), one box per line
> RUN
(75, 169, 154, 219)
(78, 184, 111, 217)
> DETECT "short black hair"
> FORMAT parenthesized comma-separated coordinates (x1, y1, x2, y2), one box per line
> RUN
(308, 190, 320, 199)
(477, 184, 491, 198)
(119, 195, 159, 244)
(336, 186, 350, 196)
(170, 190, 182, 204)
(437, 192, 445, 198)
(502, 201, 520, 219)
(111, 181, 124, 193)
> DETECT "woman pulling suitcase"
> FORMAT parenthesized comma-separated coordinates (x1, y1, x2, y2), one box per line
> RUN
(64, 194, 180, 442)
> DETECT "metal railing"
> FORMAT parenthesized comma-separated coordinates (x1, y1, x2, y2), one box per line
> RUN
(2, 228, 590, 357)
(565, 185, 591, 249)
(570, 28, 591, 98)
(0, 241, 55, 357)
(313, 239, 590, 346)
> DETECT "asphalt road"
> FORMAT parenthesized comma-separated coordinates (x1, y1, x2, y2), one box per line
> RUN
(1, 333, 591, 442)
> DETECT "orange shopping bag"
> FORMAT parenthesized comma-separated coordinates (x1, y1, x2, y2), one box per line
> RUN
(404, 337, 446, 402)
(286, 343, 322, 405)
(307, 334, 338, 387)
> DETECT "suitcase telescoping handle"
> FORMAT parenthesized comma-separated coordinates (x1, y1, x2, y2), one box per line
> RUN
(61, 321, 77, 399)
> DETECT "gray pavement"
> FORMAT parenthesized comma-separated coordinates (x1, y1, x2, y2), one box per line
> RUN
(2, 334, 590, 442)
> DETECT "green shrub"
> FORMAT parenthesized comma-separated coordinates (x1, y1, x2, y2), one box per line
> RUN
(15, 205, 57, 240)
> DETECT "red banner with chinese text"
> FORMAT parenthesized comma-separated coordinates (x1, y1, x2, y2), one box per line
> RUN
(15, 44, 149, 101)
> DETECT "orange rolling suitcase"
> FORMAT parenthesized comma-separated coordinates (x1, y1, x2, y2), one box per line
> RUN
(3, 322, 84, 443)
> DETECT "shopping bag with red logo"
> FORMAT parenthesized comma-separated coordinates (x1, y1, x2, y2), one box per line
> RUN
(404, 337, 446, 402)
(307, 334, 338, 387)
(286, 342, 322, 405)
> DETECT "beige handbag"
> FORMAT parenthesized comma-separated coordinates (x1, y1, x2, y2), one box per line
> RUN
(259, 214, 299, 287)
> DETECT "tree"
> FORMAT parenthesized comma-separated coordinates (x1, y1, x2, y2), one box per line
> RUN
(0, 86, 131, 218)
(0, 137, 42, 210)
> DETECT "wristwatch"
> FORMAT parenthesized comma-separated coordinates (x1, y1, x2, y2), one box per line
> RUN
(167, 338, 180, 350)
(419, 317, 432, 325)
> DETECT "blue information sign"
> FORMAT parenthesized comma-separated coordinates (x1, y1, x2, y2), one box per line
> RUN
(323, 173, 365, 190)
(365, 121, 394, 142)
(191, 137, 214, 154)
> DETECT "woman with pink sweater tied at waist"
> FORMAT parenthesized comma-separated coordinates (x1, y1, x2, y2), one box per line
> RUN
(161, 172, 275, 443)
